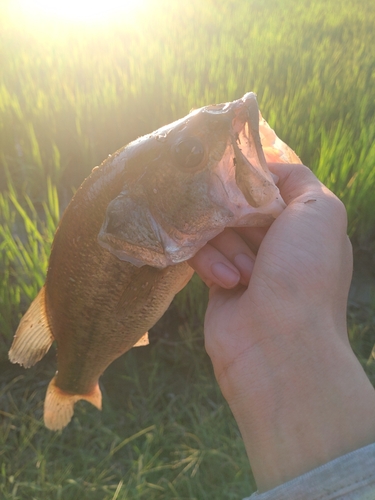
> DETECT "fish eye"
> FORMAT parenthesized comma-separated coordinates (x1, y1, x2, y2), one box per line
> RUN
(172, 137, 205, 169)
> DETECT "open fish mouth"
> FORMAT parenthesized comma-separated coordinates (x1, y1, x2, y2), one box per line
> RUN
(207, 92, 286, 225)
(232, 94, 275, 207)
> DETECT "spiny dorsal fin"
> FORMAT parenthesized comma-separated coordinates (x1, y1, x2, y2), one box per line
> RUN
(133, 332, 149, 347)
(9, 286, 54, 368)
(44, 375, 102, 431)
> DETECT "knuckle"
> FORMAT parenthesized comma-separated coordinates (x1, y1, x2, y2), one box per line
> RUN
(328, 191, 347, 218)
(324, 191, 348, 232)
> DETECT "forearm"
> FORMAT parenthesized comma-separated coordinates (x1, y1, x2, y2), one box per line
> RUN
(193, 164, 375, 493)
(218, 326, 375, 492)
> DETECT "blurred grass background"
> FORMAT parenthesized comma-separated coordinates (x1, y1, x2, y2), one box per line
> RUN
(0, 0, 375, 498)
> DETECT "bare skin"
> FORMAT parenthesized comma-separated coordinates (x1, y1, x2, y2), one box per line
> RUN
(188, 163, 375, 492)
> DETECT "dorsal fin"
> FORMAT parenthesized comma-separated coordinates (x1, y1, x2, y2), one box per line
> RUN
(9, 286, 54, 368)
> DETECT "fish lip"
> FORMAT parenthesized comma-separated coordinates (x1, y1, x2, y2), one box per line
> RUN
(230, 93, 267, 165)
(202, 91, 259, 117)
(230, 135, 260, 207)
(230, 95, 274, 204)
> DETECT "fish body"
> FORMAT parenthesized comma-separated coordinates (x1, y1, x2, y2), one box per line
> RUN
(9, 93, 300, 430)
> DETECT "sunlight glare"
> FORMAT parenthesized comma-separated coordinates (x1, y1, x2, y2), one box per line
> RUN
(16, 0, 148, 24)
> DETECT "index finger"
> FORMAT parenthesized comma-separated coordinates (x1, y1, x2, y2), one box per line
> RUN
(233, 163, 329, 248)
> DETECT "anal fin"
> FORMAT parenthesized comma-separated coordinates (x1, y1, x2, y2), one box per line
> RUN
(9, 286, 54, 368)
(44, 375, 102, 431)
(133, 332, 149, 347)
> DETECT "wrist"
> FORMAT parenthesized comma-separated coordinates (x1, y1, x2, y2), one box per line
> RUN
(214, 326, 375, 492)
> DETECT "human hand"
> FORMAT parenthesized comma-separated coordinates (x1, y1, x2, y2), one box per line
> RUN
(188, 164, 375, 491)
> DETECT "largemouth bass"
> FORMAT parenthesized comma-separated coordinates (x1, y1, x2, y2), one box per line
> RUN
(9, 92, 300, 430)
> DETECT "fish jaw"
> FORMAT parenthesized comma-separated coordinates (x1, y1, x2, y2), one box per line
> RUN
(206, 94, 287, 226)
(207, 141, 286, 229)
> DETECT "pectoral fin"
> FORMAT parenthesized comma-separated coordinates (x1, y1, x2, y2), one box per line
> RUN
(9, 287, 54, 368)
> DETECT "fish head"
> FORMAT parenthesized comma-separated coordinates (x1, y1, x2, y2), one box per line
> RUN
(98, 92, 287, 268)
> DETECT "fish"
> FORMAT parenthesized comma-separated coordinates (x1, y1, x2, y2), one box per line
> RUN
(8, 92, 300, 431)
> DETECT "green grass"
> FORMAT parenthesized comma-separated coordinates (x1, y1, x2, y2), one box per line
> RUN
(1, 301, 373, 499)
(1, 0, 375, 237)
(0, 321, 255, 499)
(0, 180, 59, 348)
(0, 0, 375, 497)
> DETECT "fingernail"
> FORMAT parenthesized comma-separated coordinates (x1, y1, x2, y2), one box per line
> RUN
(211, 262, 240, 288)
(234, 253, 254, 282)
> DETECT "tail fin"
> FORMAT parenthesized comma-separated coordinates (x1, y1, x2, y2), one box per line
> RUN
(44, 375, 102, 431)
(9, 287, 54, 368)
